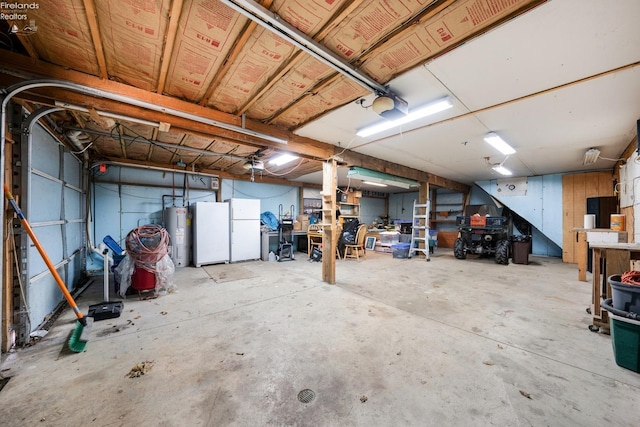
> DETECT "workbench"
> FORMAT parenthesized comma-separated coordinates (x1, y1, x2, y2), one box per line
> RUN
(588, 242, 640, 333)
(260, 230, 308, 261)
(572, 228, 627, 281)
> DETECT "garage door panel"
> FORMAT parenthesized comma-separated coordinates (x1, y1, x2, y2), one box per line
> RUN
(63, 151, 81, 187)
(64, 187, 82, 221)
(27, 225, 64, 278)
(31, 125, 60, 177)
(30, 175, 62, 223)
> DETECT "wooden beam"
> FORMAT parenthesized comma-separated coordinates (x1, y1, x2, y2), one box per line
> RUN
(102, 157, 322, 189)
(13, 88, 334, 159)
(2, 55, 468, 191)
(322, 159, 338, 284)
(200, 0, 273, 106)
(200, 20, 261, 107)
(266, 73, 344, 126)
(156, 0, 184, 94)
(338, 149, 469, 193)
(81, 0, 109, 79)
(246, 0, 366, 120)
(15, 33, 39, 60)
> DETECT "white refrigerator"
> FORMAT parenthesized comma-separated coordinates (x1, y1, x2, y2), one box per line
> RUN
(192, 202, 230, 267)
(226, 198, 261, 262)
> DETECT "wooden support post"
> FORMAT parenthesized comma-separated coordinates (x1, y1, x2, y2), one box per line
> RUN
(577, 231, 587, 282)
(321, 159, 337, 284)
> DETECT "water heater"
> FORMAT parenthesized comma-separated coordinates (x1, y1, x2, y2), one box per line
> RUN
(164, 207, 190, 267)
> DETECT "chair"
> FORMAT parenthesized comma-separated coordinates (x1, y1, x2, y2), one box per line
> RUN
(307, 224, 322, 258)
(343, 224, 367, 261)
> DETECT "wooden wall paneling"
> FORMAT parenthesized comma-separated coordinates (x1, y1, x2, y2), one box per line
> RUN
(621, 205, 634, 242)
(597, 172, 614, 196)
(563, 171, 619, 264)
(562, 174, 575, 263)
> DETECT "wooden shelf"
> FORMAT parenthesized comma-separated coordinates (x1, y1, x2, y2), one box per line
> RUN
(339, 203, 360, 220)
(431, 219, 456, 223)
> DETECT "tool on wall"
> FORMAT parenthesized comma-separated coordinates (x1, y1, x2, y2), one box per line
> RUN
(4, 183, 92, 352)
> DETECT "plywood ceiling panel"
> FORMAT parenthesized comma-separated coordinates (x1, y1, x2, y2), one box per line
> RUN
(426, 0, 640, 110)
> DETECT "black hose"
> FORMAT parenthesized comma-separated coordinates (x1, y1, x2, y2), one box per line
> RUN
(601, 299, 640, 320)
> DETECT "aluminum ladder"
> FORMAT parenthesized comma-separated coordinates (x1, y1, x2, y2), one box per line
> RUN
(408, 199, 431, 261)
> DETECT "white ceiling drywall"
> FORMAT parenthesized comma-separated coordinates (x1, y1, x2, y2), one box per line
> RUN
(295, 0, 640, 188)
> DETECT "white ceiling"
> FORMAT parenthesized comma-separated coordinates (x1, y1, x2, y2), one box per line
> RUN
(295, 0, 640, 189)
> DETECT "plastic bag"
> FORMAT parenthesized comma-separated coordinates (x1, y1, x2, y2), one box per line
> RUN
(260, 211, 279, 231)
(155, 254, 177, 295)
(115, 254, 135, 298)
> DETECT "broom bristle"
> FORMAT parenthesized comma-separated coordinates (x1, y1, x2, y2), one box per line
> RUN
(68, 321, 88, 353)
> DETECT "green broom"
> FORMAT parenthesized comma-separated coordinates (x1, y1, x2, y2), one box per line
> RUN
(4, 184, 92, 352)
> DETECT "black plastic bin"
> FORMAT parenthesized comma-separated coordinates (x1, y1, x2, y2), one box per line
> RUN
(512, 235, 531, 265)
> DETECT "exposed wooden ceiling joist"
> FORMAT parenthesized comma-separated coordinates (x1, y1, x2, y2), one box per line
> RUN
(81, 0, 108, 79)
(156, 0, 185, 93)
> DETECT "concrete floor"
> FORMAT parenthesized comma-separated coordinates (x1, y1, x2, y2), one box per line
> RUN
(1, 249, 639, 426)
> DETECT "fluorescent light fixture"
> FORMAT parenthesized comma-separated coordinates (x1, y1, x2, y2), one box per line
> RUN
(583, 148, 600, 165)
(362, 181, 388, 187)
(356, 97, 453, 138)
(269, 154, 299, 166)
(492, 165, 512, 176)
(347, 166, 418, 189)
(484, 132, 516, 155)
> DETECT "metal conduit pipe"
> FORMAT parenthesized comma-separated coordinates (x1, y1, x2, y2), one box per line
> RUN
(90, 161, 220, 179)
(219, 0, 388, 96)
(0, 79, 287, 145)
(64, 126, 249, 162)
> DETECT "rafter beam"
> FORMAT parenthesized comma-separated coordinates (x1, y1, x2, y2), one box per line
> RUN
(237, 0, 366, 116)
(338, 149, 469, 193)
(156, 0, 184, 94)
(81, 0, 109, 79)
(11, 86, 333, 159)
(199, 2, 272, 106)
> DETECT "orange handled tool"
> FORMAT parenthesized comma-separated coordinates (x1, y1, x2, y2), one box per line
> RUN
(4, 183, 91, 351)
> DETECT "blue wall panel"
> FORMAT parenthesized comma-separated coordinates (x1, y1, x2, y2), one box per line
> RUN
(388, 191, 419, 221)
(221, 179, 299, 216)
(360, 197, 386, 226)
(474, 174, 563, 257)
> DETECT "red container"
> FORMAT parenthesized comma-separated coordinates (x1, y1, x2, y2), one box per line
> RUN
(470, 216, 487, 227)
(131, 267, 156, 291)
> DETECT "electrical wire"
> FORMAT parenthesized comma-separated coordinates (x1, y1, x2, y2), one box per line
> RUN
(262, 157, 305, 176)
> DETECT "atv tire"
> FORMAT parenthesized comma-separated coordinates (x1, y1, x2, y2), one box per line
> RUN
(454, 238, 467, 259)
(495, 239, 510, 265)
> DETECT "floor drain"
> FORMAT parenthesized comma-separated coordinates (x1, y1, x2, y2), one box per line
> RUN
(297, 389, 315, 403)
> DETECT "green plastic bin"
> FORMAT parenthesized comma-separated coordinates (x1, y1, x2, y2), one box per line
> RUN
(609, 313, 640, 373)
